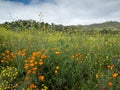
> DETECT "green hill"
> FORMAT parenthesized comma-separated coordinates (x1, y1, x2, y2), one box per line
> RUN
(83, 21, 120, 31)
(0, 20, 120, 34)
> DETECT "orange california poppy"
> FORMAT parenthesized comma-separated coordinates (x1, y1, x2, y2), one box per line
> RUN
(34, 61, 38, 65)
(38, 75, 45, 81)
(39, 60, 44, 65)
(32, 68, 37, 71)
(108, 82, 112, 87)
(24, 65, 29, 69)
(27, 70, 32, 74)
(41, 54, 47, 59)
(25, 77, 29, 81)
(112, 73, 118, 78)
(29, 84, 36, 89)
(30, 63, 34, 67)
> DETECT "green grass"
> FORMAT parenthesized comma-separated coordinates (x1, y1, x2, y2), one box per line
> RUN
(0, 27, 120, 90)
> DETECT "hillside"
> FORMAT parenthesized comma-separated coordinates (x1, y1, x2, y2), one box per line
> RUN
(0, 20, 120, 33)
(83, 21, 120, 31)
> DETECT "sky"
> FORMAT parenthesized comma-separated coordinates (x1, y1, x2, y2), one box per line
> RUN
(0, 0, 120, 25)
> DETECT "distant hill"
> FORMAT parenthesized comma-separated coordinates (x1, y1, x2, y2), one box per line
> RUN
(83, 21, 120, 31)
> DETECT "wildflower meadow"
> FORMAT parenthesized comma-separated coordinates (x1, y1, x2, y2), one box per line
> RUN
(0, 24, 120, 90)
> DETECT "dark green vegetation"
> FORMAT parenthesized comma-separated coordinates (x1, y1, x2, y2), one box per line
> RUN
(0, 20, 120, 90)
(0, 20, 120, 34)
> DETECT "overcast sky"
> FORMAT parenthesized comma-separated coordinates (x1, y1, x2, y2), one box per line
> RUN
(0, 0, 120, 25)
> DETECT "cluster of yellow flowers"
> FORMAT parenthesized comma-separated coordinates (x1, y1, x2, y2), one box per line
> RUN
(0, 66, 18, 89)
(41, 84, 48, 90)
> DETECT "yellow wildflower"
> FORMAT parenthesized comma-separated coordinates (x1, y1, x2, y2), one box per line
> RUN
(55, 70, 58, 73)
(55, 52, 61, 55)
(96, 74, 99, 79)
(55, 66, 60, 70)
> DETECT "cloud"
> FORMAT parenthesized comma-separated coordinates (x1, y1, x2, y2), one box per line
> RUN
(0, 0, 120, 25)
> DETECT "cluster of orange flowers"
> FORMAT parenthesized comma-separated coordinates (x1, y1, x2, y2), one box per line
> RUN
(96, 72, 119, 79)
(24, 51, 46, 74)
(15, 49, 27, 57)
(23, 51, 47, 86)
(1, 48, 28, 63)
(96, 63, 119, 88)
(107, 64, 119, 78)
(1, 49, 15, 63)
(51, 48, 61, 55)
(107, 71, 119, 87)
